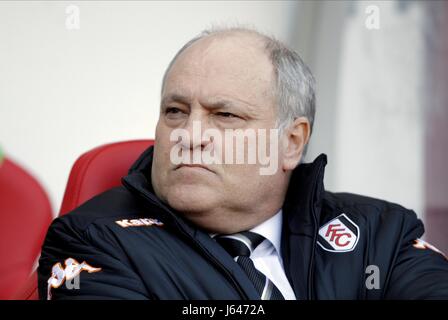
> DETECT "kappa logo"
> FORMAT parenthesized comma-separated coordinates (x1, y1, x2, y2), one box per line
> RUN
(115, 218, 164, 228)
(317, 213, 360, 253)
(47, 258, 101, 300)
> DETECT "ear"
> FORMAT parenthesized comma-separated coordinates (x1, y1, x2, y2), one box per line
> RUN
(281, 117, 311, 171)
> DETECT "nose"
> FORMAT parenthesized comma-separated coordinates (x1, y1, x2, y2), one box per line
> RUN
(180, 109, 213, 153)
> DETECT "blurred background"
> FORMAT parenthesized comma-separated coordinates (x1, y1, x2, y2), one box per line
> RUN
(1, 1, 447, 253)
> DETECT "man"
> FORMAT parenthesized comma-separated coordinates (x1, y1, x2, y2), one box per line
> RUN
(38, 27, 448, 300)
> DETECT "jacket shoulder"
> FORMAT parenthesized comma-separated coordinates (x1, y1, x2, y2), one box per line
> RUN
(321, 191, 423, 237)
(54, 186, 150, 232)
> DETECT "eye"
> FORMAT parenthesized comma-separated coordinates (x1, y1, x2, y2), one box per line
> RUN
(165, 107, 183, 114)
(216, 112, 238, 118)
(163, 106, 188, 121)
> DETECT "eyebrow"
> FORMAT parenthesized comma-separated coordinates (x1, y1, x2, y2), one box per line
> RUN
(161, 94, 243, 109)
(161, 93, 191, 107)
(206, 99, 240, 110)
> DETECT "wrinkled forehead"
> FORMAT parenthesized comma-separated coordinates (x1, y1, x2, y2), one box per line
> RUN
(162, 34, 276, 109)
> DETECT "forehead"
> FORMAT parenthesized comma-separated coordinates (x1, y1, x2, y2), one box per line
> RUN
(163, 34, 275, 109)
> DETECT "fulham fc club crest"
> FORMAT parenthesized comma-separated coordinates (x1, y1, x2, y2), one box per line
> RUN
(317, 213, 360, 253)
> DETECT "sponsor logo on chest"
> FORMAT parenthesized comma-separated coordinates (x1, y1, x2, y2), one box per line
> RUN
(115, 218, 164, 228)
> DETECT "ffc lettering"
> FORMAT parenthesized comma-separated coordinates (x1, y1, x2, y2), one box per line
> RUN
(325, 223, 352, 247)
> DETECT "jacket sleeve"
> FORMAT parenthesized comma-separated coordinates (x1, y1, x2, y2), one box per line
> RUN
(384, 211, 448, 299)
(38, 217, 150, 300)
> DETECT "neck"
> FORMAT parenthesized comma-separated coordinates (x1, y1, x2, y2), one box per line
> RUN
(178, 201, 284, 234)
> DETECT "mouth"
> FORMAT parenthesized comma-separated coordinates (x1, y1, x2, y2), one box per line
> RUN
(175, 164, 215, 173)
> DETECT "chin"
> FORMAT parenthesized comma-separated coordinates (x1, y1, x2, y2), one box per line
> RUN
(165, 184, 219, 214)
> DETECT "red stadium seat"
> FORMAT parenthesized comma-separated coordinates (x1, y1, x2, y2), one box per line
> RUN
(13, 140, 154, 300)
(59, 140, 155, 216)
(0, 157, 53, 299)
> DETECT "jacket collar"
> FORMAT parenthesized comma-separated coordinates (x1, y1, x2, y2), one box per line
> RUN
(280, 153, 327, 300)
(283, 153, 327, 236)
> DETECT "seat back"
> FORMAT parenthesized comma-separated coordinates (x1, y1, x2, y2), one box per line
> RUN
(60, 140, 154, 215)
(0, 157, 53, 299)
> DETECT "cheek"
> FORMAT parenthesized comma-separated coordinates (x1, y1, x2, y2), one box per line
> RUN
(154, 124, 176, 161)
(152, 127, 175, 180)
(155, 122, 170, 145)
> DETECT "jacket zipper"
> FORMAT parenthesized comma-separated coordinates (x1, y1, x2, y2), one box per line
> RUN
(123, 179, 250, 300)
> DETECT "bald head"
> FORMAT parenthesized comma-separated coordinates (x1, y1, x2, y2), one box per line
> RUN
(162, 31, 276, 114)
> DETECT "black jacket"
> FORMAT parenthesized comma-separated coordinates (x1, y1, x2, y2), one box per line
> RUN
(38, 146, 448, 299)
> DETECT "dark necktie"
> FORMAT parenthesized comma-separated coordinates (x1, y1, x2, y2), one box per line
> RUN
(214, 231, 285, 300)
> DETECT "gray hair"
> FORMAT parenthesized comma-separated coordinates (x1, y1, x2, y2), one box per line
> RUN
(161, 26, 316, 138)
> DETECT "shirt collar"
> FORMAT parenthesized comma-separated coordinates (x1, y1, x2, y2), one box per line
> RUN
(250, 209, 283, 255)
(209, 210, 283, 255)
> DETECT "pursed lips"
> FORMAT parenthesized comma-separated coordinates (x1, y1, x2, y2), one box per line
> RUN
(174, 163, 215, 173)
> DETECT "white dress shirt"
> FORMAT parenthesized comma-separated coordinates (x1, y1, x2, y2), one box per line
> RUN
(249, 210, 296, 300)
